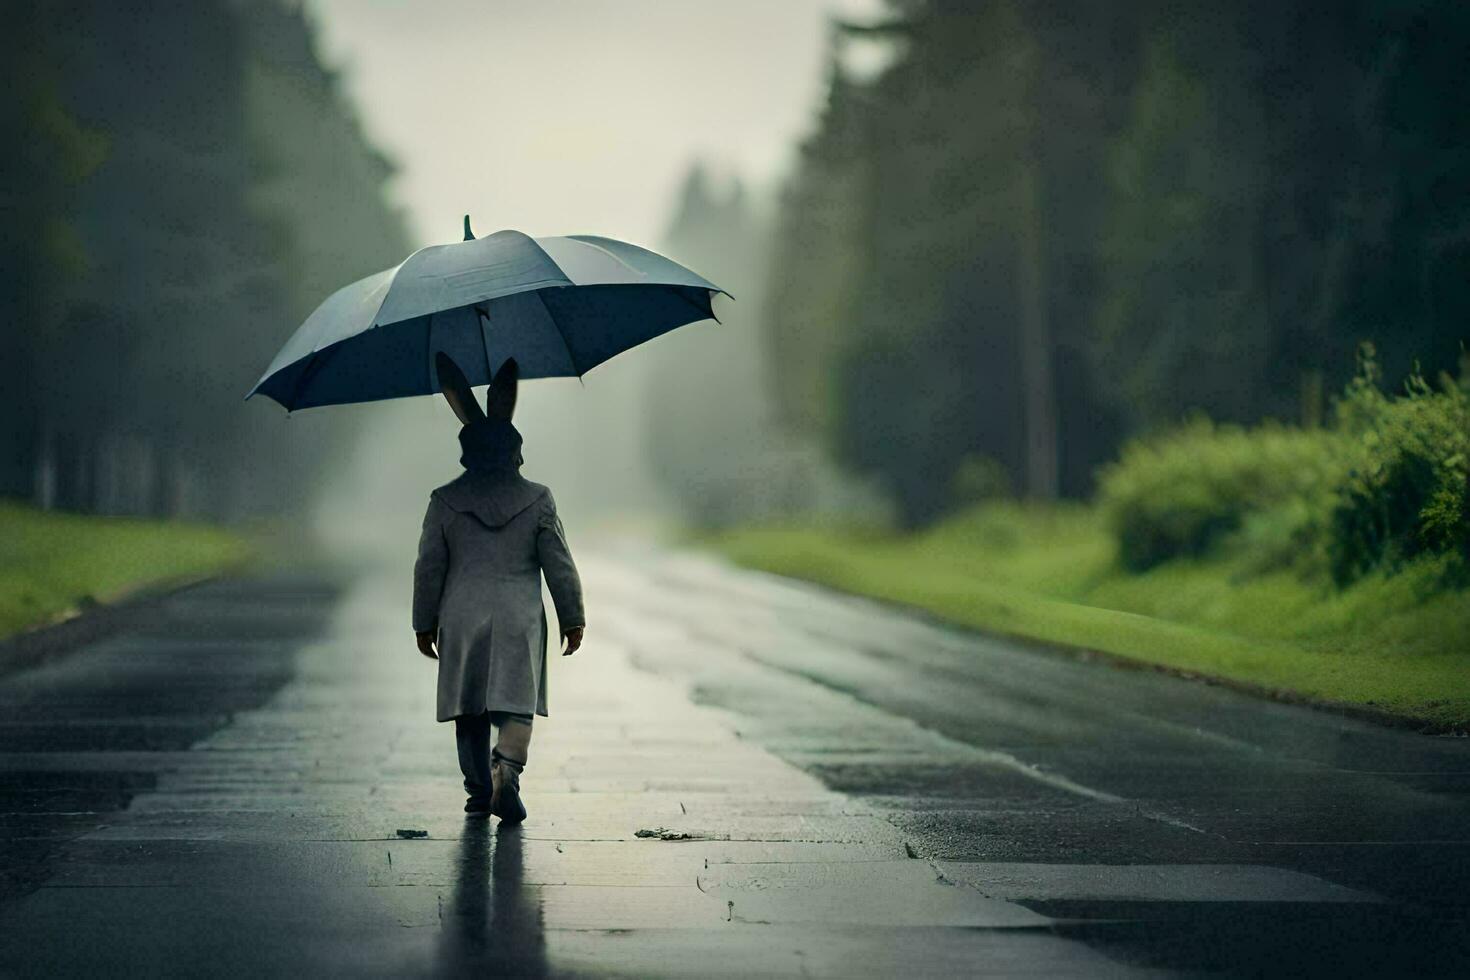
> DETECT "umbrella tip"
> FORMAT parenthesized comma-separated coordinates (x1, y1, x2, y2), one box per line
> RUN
(463, 215, 475, 241)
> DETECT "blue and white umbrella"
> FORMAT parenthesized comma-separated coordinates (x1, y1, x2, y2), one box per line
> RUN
(247, 217, 727, 411)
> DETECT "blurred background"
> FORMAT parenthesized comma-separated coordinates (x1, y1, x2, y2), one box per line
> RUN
(4, 1, 1468, 721)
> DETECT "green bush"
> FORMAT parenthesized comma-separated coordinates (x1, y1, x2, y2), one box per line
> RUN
(1099, 346, 1470, 583)
(1099, 418, 1344, 571)
(1327, 355, 1470, 584)
(948, 454, 1013, 508)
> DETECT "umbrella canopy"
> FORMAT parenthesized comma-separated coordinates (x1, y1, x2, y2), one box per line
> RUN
(247, 220, 726, 411)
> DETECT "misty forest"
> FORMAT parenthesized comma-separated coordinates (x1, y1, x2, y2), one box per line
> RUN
(3, 2, 410, 519)
(3, 0, 1468, 723)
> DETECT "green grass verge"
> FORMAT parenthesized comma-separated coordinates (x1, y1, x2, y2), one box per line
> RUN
(0, 501, 249, 640)
(709, 503, 1470, 730)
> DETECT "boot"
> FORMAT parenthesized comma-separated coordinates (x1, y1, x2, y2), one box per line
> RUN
(454, 712, 494, 814)
(491, 718, 531, 823)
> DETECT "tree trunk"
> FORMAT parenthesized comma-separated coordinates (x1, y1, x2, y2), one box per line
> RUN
(1017, 159, 1058, 501)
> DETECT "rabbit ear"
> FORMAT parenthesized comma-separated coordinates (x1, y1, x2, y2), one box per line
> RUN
(435, 352, 486, 425)
(485, 357, 518, 421)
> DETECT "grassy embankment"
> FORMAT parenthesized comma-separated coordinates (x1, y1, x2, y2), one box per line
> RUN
(715, 356, 1470, 730)
(712, 506, 1470, 730)
(0, 501, 248, 640)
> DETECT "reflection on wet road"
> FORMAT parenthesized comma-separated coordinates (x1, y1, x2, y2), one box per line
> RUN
(436, 822, 546, 977)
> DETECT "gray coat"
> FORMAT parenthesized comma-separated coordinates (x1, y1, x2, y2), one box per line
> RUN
(412, 471, 584, 722)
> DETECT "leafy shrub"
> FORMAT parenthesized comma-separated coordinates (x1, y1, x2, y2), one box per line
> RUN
(1099, 418, 1344, 571)
(1099, 345, 1470, 583)
(1326, 353, 1470, 584)
(948, 454, 1013, 508)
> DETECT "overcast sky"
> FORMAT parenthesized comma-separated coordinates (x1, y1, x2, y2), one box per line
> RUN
(307, 0, 884, 250)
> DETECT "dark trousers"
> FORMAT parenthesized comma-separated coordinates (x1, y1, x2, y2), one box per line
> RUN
(454, 710, 533, 801)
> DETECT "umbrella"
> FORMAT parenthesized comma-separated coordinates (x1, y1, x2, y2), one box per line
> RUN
(247, 216, 727, 411)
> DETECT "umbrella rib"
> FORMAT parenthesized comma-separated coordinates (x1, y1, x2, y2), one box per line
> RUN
(533, 289, 582, 379)
(288, 350, 328, 411)
(677, 287, 719, 325)
(516, 236, 584, 380)
(476, 305, 494, 382)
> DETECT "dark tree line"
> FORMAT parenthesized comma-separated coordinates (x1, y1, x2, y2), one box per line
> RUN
(764, 0, 1470, 525)
(2, 1, 409, 521)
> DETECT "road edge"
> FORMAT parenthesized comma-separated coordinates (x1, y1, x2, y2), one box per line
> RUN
(719, 559, 1465, 738)
(0, 572, 228, 679)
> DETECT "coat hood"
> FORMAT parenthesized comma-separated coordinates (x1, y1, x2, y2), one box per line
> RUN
(433, 471, 548, 529)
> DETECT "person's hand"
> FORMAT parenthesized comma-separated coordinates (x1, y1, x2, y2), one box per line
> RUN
(415, 630, 439, 660)
(562, 626, 585, 656)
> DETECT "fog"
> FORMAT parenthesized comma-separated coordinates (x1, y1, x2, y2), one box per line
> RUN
(15, 2, 1450, 556)
(305, 0, 882, 557)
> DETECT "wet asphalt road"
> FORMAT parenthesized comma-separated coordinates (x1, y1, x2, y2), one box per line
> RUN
(1, 550, 1468, 977)
(600, 553, 1470, 976)
(0, 575, 338, 906)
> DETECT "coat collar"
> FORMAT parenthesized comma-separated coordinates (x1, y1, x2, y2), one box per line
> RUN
(433, 471, 547, 529)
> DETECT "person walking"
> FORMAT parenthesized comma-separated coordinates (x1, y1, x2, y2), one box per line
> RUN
(412, 353, 585, 822)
